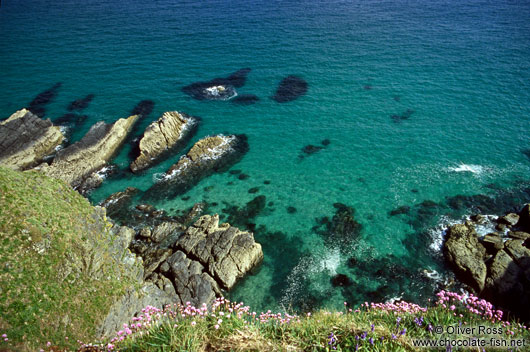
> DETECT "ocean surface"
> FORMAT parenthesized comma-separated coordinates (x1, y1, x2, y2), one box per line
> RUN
(1, 0, 529, 312)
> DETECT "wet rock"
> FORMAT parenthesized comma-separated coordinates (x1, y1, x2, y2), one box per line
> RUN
(272, 75, 308, 103)
(130, 111, 200, 173)
(175, 215, 263, 290)
(145, 134, 249, 200)
(67, 94, 94, 111)
(470, 214, 487, 224)
(232, 94, 260, 105)
(38, 115, 139, 191)
(0, 109, 64, 170)
(27, 82, 62, 117)
(331, 274, 352, 287)
(444, 223, 487, 292)
(389, 205, 410, 216)
(498, 213, 520, 226)
(182, 68, 251, 101)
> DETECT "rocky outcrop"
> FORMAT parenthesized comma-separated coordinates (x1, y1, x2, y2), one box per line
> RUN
(175, 214, 264, 290)
(443, 204, 530, 320)
(128, 214, 262, 308)
(144, 134, 249, 200)
(38, 115, 138, 191)
(0, 109, 64, 170)
(130, 111, 199, 173)
(443, 223, 487, 292)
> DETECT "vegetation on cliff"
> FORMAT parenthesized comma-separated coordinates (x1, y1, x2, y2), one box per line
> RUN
(0, 167, 140, 351)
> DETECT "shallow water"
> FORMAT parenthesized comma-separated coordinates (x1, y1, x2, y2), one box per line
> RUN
(1, 0, 529, 312)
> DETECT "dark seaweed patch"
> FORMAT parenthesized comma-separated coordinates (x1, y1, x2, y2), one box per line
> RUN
(222, 195, 268, 231)
(302, 145, 323, 155)
(522, 149, 530, 161)
(238, 173, 250, 180)
(182, 68, 251, 101)
(27, 82, 62, 117)
(287, 206, 297, 214)
(232, 94, 260, 105)
(67, 94, 94, 111)
(363, 85, 372, 90)
(391, 109, 415, 123)
(53, 113, 88, 126)
(321, 139, 331, 146)
(389, 205, 411, 216)
(248, 187, 260, 194)
(229, 169, 242, 175)
(393, 95, 401, 102)
(272, 75, 308, 103)
(130, 100, 155, 118)
(313, 203, 362, 252)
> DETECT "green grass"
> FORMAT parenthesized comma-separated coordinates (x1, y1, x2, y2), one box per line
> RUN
(0, 167, 138, 351)
(94, 292, 529, 352)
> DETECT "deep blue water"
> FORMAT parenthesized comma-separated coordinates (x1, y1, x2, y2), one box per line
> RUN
(1, 0, 530, 312)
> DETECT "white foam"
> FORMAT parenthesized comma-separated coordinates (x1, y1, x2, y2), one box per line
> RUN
(448, 163, 485, 174)
(203, 85, 237, 100)
(427, 215, 461, 252)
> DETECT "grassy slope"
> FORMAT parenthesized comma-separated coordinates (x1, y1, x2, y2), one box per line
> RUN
(0, 167, 136, 351)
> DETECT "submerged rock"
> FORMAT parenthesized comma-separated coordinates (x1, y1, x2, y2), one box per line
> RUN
(391, 109, 415, 122)
(272, 75, 308, 103)
(130, 100, 155, 118)
(38, 115, 139, 191)
(27, 82, 62, 117)
(182, 68, 251, 101)
(145, 134, 249, 200)
(0, 109, 64, 170)
(67, 94, 95, 111)
(130, 111, 200, 173)
(232, 94, 260, 105)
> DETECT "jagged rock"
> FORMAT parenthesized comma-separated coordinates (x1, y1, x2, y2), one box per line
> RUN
(508, 231, 530, 241)
(142, 248, 172, 279)
(130, 111, 199, 173)
(151, 221, 185, 244)
(504, 239, 530, 270)
(0, 109, 64, 170)
(165, 250, 219, 306)
(175, 215, 263, 290)
(38, 115, 138, 190)
(145, 134, 249, 200)
(485, 249, 524, 298)
(498, 213, 520, 226)
(97, 282, 176, 338)
(481, 233, 504, 253)
(100, 187, 139, 220)
(443, 223, 487, 292)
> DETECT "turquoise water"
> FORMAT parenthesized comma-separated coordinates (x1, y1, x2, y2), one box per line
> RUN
(1, 0, 530, 312)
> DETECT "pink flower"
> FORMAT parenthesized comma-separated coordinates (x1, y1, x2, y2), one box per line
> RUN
(191, 321, 196, 326)
(214, 324, 220, 329)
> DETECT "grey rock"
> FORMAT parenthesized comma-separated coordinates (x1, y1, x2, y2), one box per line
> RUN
(97, 282, 175, 338)
(507, 231, 530, 241)
(176, 214, 263, 290)
(0, 109, 64, 170)
(481, 233, 504, 253)
(38, 115, 138, 190)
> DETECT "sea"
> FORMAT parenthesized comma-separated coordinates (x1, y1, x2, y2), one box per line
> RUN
(1, 0, 529, 313)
